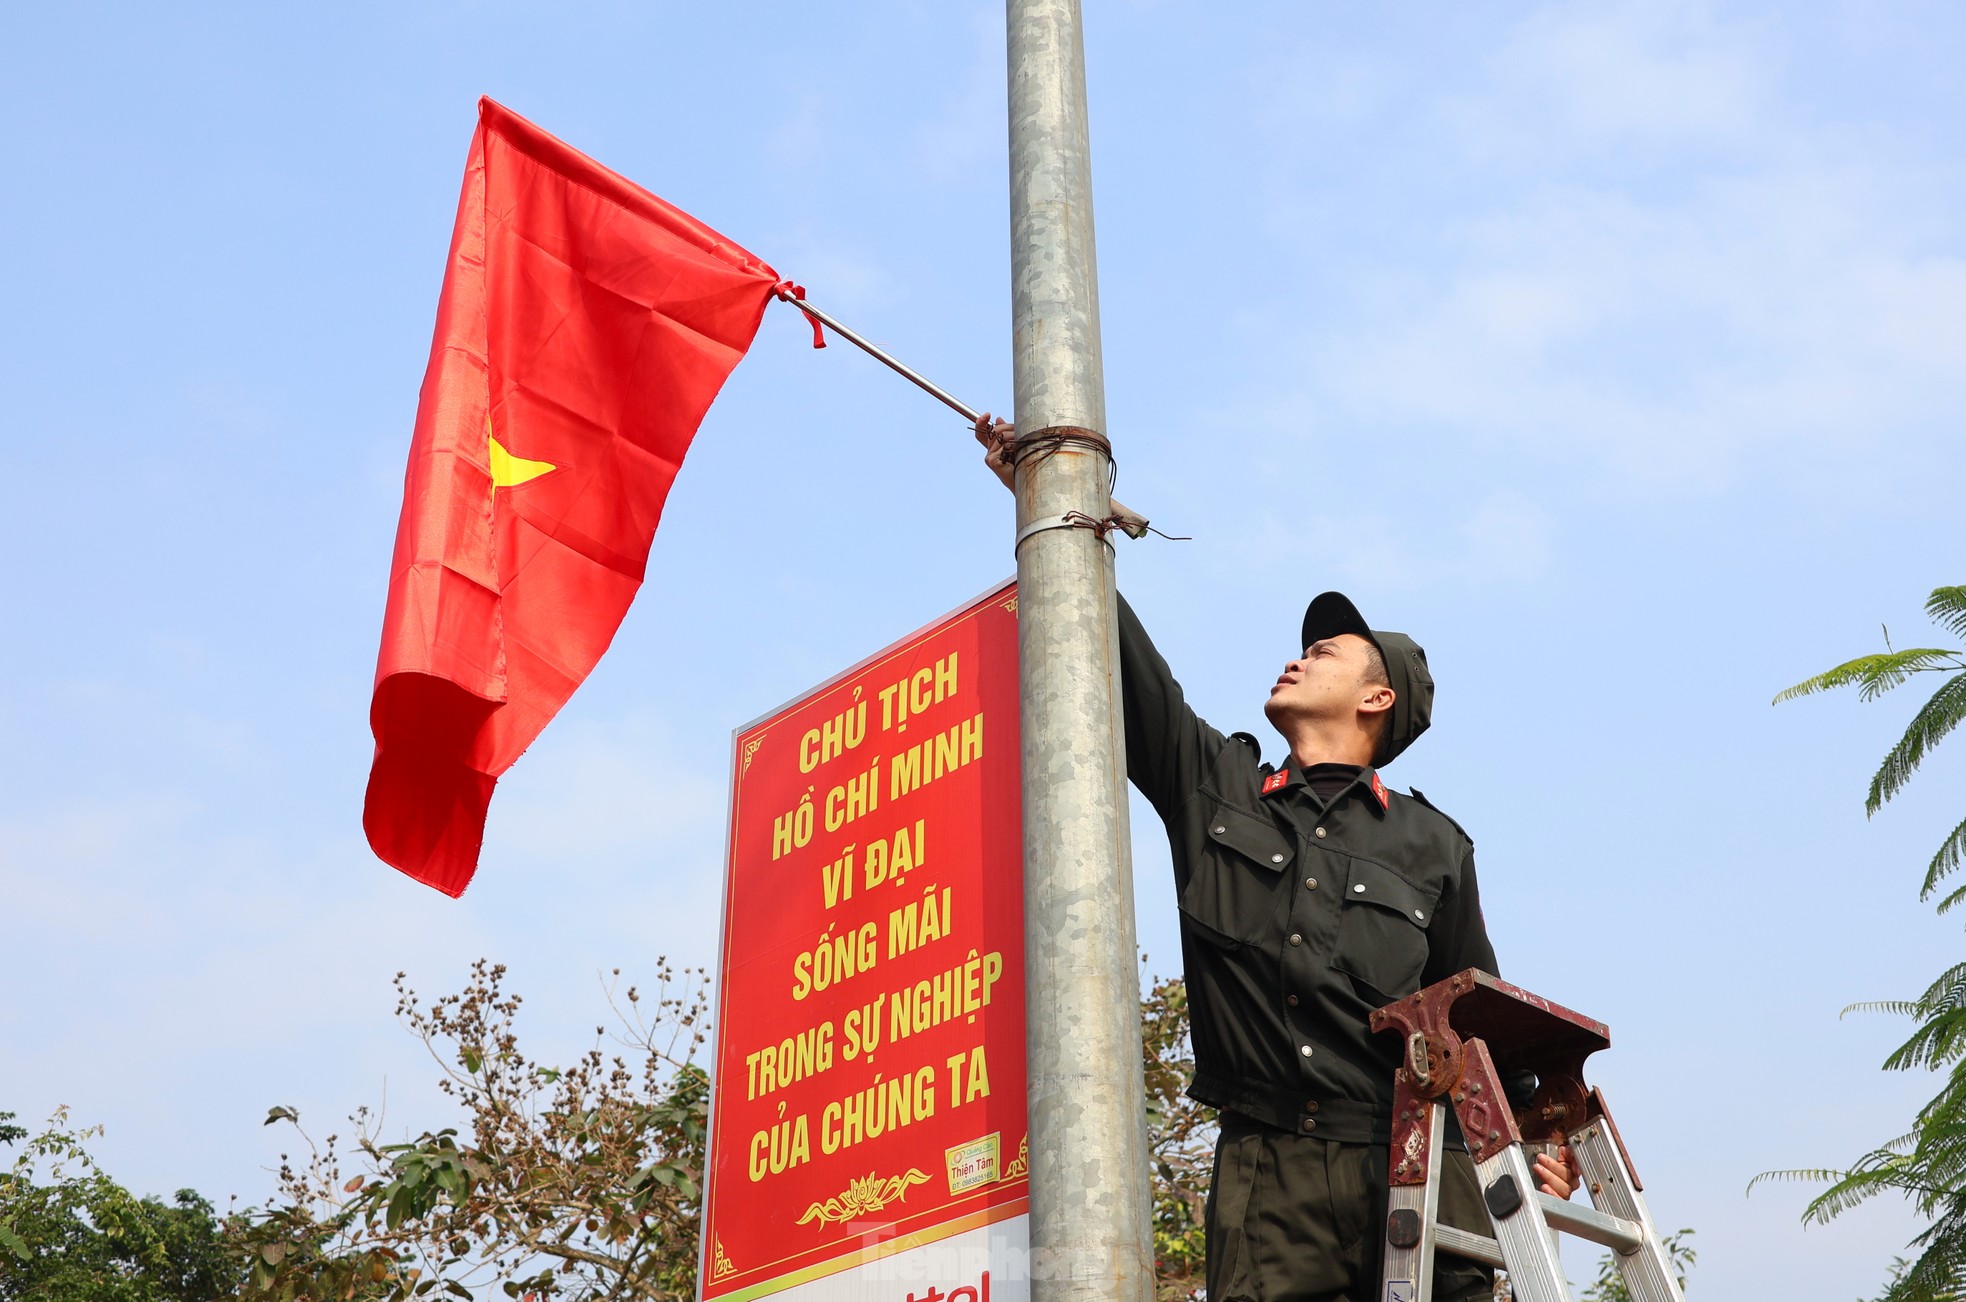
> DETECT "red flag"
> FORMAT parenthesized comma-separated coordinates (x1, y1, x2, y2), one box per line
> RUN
(365, 97, 780, 896)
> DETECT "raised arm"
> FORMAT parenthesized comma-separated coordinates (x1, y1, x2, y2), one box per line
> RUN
(975, 416, 1219, 815)
(1114, 593, 1230, 820)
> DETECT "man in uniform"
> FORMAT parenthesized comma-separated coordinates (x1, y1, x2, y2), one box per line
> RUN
(976, 420, 1576, 1302)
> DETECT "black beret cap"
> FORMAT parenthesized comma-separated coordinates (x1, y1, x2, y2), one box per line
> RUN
(1301, 591, 1433, 767)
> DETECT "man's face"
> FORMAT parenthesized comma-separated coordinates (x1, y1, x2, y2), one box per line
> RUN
(1262, 633, 1385, 729)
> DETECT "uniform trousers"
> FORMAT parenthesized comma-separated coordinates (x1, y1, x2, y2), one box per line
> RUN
(1205, 1110, 1494, 1302)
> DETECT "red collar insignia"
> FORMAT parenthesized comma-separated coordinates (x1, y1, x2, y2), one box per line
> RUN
(1369, 772, 1389, 809)
(1261, 771, 1289, 796)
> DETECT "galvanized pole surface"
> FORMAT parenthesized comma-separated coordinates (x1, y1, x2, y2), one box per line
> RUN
(1006, 6, 1154, 1302)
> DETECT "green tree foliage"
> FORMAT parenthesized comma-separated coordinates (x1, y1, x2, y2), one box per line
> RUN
(1140, 970, 1211, 1302)
(229, 958, 1218, 1302)
(1755, 586, 1966, 1302)
(1866, 1259, 1966, 1302)
(230, 960, 710, 1302)
(0, 1107, 238, 1301)
(1772, 586, 1966, 899)
(0, 961, 1232, 1301)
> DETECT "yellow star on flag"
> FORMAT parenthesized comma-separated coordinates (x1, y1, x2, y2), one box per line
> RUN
(487, 419, 557, 488)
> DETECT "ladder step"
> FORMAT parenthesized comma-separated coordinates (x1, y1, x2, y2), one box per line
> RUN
(1435, 1225, 1504, 1269)
(1537, 1193, 1645, 1255)
(1434, 1195, 1646, 1267)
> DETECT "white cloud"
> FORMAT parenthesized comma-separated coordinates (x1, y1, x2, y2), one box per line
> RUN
(1231, 3, 1966, 492)
(490, 710, 725, 877)
(1456, 0, 1774, 158)
(1194, 489, 1553, 598)
(0, 795, 197, 929)
(1313, 173, 1966, 485)
(0, 705, 729, 1204)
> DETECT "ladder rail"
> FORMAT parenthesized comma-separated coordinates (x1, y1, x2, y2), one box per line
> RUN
(1370, 973, 1686, 1302)
(1379, 1097, 1445, 1301)
(1471, 1144, 1570, 1302)
(1569, 1105, 1682, 1302)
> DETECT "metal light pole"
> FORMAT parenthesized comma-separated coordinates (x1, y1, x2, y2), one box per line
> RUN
(1006, 5, 1154, 1302)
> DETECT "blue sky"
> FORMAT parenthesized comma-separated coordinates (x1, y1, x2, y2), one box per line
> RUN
(3, 2, 1964, 1296)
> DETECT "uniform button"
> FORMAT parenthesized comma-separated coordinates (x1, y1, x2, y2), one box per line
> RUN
(1271, 852, 1285, 864)
(1414, 909, 1426, 921)
(1212, 825, 1226, 835)
(1300, 1118, 1318, 1134)
(1314, 827, 1327, 839)
(1288, 932, 1302, 946)
(1305, 877, 1318, 890)
(1303, 1099, 1320, 1113)
(1286, 994, 1299, 1006)
(1353, 883, 1367, 894)
(1299, 1044, 1315, 1058)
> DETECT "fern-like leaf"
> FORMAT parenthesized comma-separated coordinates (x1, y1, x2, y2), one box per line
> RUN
(1880, 1236, 1966, 1302)
(1869, 673, 1966, 814)
(1802, 1157, 1918, 1223)
(1926, 817, 1966, 906)
(1921, 965, 1966, 1015)
(1775, 650, 1963, 706)
(1747, 1166, 1848, 1193)
(1767, 587, 1966, 1302)
(1848, 1000, 1926, 1019)
(1883, 1011, 1966, 1073)
(1929, 587, 1966, 642)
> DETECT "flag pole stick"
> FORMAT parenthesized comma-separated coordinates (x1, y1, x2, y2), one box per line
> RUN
(1006, 6, 1155, 1302)
(783, 293, 1151, 533)
(780, 295, 984, 423)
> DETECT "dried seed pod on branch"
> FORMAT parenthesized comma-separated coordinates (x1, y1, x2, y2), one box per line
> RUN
(230, 958, 709, 1302)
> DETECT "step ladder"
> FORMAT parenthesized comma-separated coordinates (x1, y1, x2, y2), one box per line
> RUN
(1369, 970, 1682, 1302)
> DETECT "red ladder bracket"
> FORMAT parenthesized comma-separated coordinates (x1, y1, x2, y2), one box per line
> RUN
(1370, 969, 1613, 1165)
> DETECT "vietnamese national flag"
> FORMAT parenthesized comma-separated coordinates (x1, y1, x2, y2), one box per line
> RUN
(365, 97, 781, 896)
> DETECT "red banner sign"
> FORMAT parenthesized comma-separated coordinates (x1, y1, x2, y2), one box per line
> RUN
(703, 583, 1027, 1302)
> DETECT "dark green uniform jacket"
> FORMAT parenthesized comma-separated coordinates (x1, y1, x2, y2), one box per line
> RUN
(1118, 595, 1501, 1140)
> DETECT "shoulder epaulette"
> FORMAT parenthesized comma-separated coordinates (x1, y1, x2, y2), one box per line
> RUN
(1406, 787, 1474, 846)
(1228, 731, 1263, 762)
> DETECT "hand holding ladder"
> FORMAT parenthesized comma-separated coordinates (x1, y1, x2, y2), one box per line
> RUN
(1370, 970, 1683, 1302)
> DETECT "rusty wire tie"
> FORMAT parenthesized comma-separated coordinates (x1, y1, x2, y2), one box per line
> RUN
(1001, 425, 1119, 489)
(1014, 509, 1139, 553)
(1008, 427, 1126, 553)
(1001, 427, 1190, 547)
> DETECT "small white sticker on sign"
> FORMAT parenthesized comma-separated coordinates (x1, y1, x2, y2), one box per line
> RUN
(945, 1132, 1003, 1194)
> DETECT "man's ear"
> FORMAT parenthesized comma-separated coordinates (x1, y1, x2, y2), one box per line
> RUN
(1359, 683, 1395, 719)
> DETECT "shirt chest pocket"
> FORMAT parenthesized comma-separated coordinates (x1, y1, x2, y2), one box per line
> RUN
(1329, 858, 1441, 1002)
(1179, 800, 1297, 948)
